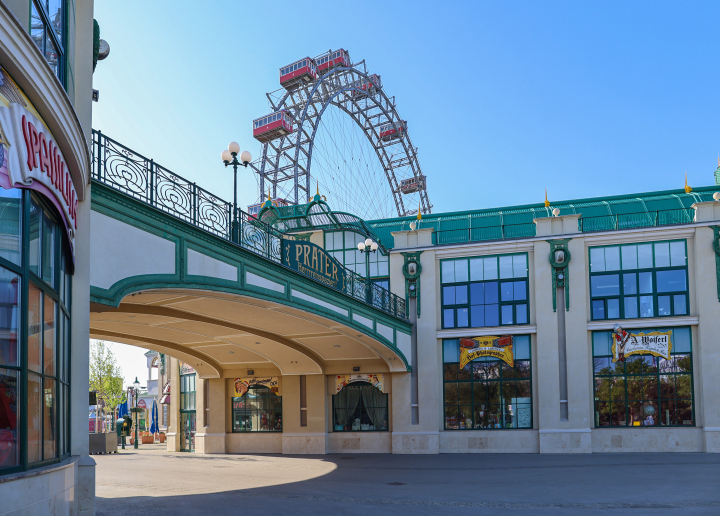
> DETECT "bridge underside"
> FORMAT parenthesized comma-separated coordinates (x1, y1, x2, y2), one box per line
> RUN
(89, 289, 409, 378)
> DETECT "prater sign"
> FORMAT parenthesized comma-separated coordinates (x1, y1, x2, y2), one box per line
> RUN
(283, 239, 347, 291)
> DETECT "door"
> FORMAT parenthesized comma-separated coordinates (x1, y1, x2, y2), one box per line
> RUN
(180, 411, 196, 452)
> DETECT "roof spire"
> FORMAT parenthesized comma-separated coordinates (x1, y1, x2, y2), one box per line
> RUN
(417, 201, 422, 220)
(684, 172, 692, 194)
(544, 188, 550, 208)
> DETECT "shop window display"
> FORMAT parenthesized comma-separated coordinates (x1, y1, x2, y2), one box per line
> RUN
(333, 383, 388, 431)
(593, 327, 693, 427)
(232, 386, 282, 432)
(443, 336, 532, 430)
(441, 254, 528, 329)
(589, 241, 688, 320)
(0, 190, 71, 473)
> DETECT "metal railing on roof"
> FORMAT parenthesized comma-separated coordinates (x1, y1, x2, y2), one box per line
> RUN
(578, 208, 695, 232)
(90, 130, 407, 320)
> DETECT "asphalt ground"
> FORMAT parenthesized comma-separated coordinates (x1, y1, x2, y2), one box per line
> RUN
(95, 444, 720, 515)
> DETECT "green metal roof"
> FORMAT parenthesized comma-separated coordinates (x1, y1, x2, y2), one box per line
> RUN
(368, 184, 720, 249)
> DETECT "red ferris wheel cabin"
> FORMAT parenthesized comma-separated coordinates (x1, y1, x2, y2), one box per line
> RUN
(253, 110, 294, 143)
(279, 57, 317, 89)
(316, 49, 350, 73)
(379, 120, 407, 141)
(351, 74, 382, 98)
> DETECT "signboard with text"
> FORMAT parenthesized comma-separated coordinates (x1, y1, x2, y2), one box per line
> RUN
(612, 327, 672, 363)
(459, 336, 514, 368)
(282, 240, 347, 291)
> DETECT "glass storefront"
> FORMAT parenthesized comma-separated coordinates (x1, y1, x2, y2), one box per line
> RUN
(180, 373, 196, 452)
(332, 383, 388, 432)
(442, 336, 532, 430)
(592, 326, 693, 427)
(0, 189, 71, 473)
(232, 386, 282, 432)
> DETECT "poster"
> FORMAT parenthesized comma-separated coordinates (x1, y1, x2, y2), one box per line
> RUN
(459, 336, 514, 368)
(335, 374, 384, 394)
(611, 325, 672, 362)
(233, 377, 280, 397)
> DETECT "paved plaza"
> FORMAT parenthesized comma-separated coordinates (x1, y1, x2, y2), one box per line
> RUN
(95, 445, 720, 515)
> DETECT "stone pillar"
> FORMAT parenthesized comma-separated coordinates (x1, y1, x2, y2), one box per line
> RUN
(195, 377, 226, 454)
(390, 228, 439, 453)
(533, 215, 592, 453)
(166, 357, 181, 452)
(282, 374, 327, 453)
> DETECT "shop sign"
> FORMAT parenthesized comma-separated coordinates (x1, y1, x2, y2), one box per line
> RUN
(179, 362, 195, 375)
(233, 377, 279, 397)
(0, 67, 78, 257)
(137, 399, 147, 409)
(334, 374, 384, 394)
(612, 325, 672, 363)
(282, 240, 346, 291)
(459, 336, 514, 368)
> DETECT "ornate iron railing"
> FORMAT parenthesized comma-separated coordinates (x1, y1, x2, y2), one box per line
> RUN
(91, 130, 406, 320)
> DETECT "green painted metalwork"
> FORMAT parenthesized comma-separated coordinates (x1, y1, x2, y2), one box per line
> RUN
(401, 252, 423, 317)
(712, 226, 720, 302)
(548, 239, 572, 312)
(369, 186, 720, 249)
(715, 165, 720, 185)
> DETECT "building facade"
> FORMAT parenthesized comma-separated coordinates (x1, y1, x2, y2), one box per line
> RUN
(150, 172, 720, 455)
(0, 0, 95, 513)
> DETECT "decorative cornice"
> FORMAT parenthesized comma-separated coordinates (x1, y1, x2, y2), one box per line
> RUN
(586, 316, 699, 331)
(0, 2, 90, 197)
(437, 325, 537, 338)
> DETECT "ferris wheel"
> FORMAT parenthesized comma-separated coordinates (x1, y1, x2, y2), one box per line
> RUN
(248, 49, 431, 221)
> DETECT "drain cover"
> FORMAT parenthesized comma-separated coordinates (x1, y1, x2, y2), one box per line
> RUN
(387, 482, 406, 485)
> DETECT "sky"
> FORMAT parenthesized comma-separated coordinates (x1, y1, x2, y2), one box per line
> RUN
(91, 1, 720, 384)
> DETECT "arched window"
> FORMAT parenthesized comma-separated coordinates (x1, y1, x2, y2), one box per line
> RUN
(232, 386, 282, 432)
(1, 190, 72, 473)
(333, 382, 388, 432)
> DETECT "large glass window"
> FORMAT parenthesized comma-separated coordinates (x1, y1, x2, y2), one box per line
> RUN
(0, 190, 71, 474)
(232, 386, 282, 432)
(180, 373, 196, 411)
(441, 254, 528, 329)
(443, 336, 532, 430)
(589, 241, 688, 320)
(592, 327, 693, 427)
(325, 231, 389, 279)
(30, 1, 67, 86)
(332, 383, 388, 432)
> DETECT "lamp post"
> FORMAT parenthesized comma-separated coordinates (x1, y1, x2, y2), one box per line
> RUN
(221, 143, 252, 242)
(132, 377, 140, 450)
(358, 238, 379, 303)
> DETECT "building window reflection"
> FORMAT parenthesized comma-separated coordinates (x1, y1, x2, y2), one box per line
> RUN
(29, 0, 66, 86)
(232, 386, 282, 432)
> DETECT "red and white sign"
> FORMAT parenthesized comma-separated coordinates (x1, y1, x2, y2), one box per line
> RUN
(0, 99, 78, 257)
(137, 399, 147, 409)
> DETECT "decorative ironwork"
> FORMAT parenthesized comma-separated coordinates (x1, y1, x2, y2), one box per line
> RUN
(91, 130, 407, 320)
(548, 239, 571, 312)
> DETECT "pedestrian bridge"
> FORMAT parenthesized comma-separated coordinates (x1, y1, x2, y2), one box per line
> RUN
(88, 131, 412, 377)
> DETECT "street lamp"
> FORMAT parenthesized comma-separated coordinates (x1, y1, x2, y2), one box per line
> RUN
(221, 142, 252, 242)
(358, 238, 379, 303)
(132, 377, 140, 450)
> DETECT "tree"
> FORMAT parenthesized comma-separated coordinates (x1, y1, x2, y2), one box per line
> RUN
(89, 341, 125, 418)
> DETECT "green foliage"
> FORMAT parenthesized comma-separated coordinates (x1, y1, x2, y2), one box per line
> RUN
(89, 341, 125, 412)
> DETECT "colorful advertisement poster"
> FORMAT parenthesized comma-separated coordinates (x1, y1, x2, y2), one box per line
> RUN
(179, 362, 195, 375)
(335, 374, 384, 394)
(459, 336, 514, 368)
(233, 377, 280, 397)
(612, 325, 672, 362)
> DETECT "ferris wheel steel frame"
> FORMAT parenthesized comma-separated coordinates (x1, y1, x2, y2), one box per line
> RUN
(250, 58, 432, 218)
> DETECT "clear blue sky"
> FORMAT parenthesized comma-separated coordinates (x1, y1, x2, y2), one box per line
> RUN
(92, 1, 720, 382)
(92, 0, 720, 216)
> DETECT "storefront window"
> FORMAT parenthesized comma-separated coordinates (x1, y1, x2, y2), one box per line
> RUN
(441, 254, 528, 328)
(593, 327, 693, 427)
(589, 241, 688, 320)
(232, 386, 282, 432)
(332, 383, 388, 432)
(443, 336, 532, 430)
(29, 0, 67, 86)
(0, 190, 71, 474)
(180, 373, 196, 410)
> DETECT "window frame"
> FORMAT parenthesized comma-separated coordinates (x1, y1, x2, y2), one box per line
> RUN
(588, 240, 689, 321)
(231, 385, 282, 433)
(592, 326, 695, 428)
(442, 336, 533, 431)
(0, 189, 72, 475)
(29, 0, 67, 88)
(331, 382, 389, 432)
(440, 254, 529, 329)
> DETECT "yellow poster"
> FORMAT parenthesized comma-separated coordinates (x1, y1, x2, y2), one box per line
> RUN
(611, 326, 672, 363)
(334, 374, 384, 394)
(233, 377, 280, 397)
(459, 336, 514, 368)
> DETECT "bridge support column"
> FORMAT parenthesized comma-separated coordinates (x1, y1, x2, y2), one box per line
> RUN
(282, 374, 328, 454)
(166, 357, 181, 452)
(195, 377, 227, 454)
